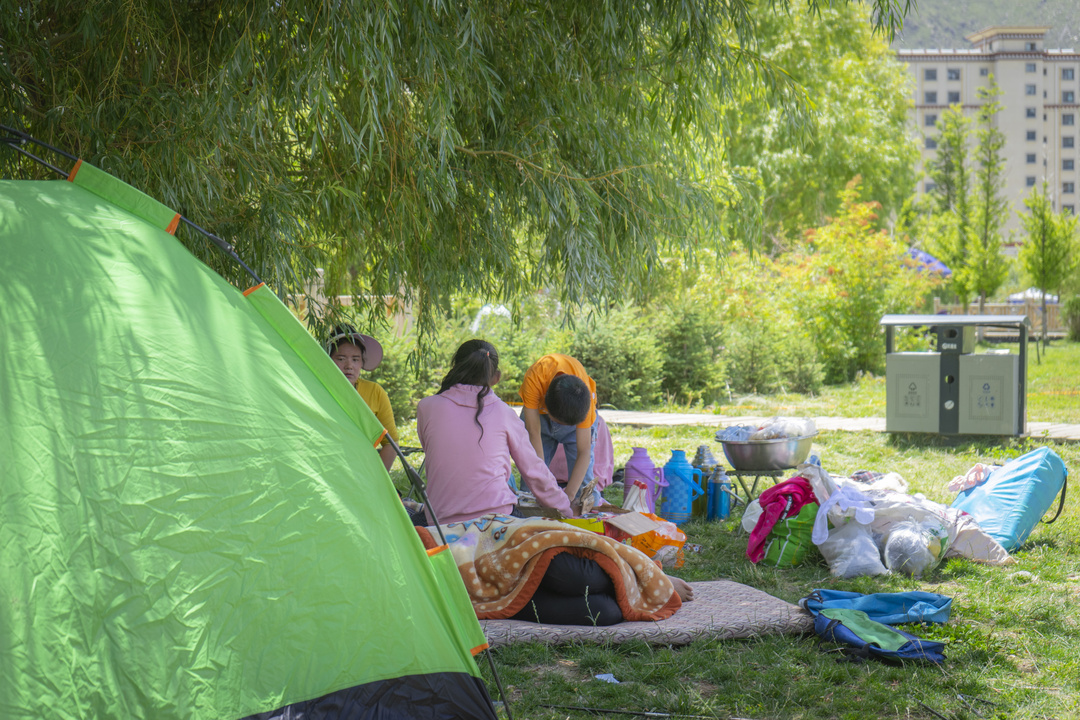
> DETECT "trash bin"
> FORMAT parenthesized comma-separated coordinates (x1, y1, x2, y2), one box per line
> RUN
(880, 314, 1029, 436)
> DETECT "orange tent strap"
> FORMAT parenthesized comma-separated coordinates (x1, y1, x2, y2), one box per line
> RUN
(242, 283, 266, 297)
(166, 214, 181, 235)
(426, 545, 448, 557)
(374, 429, 387, 449)
(470, 643, 490, 656)
(67, 159, 83, 182)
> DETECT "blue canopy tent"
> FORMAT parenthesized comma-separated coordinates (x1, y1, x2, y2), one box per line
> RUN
(905, 247, 952, 276)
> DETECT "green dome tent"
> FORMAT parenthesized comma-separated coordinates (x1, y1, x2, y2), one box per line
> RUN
(0, 153, 497, 719)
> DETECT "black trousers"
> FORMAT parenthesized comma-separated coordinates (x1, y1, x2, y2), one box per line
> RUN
(510, 553, 623, 626)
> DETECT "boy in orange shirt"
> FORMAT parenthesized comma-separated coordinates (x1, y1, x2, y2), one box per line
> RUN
(518, 354, 598, 506)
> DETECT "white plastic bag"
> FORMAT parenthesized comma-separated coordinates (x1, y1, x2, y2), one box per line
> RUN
(622, 480, 651, 514)
(749, 416, 816, 441)
(883, 519, 950, 577)
(741, 499, 764, 532)
(947, 463, 998, 493)
(811, 485, 876, 545)
(818, 520, 888, 578)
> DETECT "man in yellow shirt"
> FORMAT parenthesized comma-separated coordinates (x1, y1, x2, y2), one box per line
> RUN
(519, 354, 598, 506)
(326, 325, 398, 471)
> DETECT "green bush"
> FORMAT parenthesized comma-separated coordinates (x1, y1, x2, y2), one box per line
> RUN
(777, 329, 825, 394)
(723, 313, 784, 395)
(1065, 295, 1080, 342)
(793, 179, 939, 383)
(366, 329, 444, 424)
(570, 306, 662, 409)
(656, 302, 726, 405)
(472, 295, 573, 403)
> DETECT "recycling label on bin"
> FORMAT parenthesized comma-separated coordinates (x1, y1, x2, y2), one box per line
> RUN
(898, 374, 928, 417)
(969, 376, 1003, 419)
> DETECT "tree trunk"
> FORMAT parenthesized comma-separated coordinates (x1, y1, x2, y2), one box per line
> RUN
(977, 293, 986, 343)
(1041, 294, 1048, 353)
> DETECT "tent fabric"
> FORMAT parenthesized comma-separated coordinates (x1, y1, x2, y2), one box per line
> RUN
(68, 159, 180, 233)
(0, 174, 496, 719)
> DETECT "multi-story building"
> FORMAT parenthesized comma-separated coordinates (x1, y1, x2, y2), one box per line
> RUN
(898, 27, 1080, 235)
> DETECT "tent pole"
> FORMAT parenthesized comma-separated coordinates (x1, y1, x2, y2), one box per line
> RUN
(1, 126, 264, 288)
(483, 649, 514, 720)
(178, 217, 263, 286)
(0, 123, 78, 161)
(0, 139, 70, 178)
(382, 433, 515, 720)
(382, 434, 448, 547)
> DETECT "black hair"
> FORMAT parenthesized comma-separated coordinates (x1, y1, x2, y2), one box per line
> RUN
(545, 374, 590, 426)
(326, 323, 365, 361)
(438, 339, 500, 439)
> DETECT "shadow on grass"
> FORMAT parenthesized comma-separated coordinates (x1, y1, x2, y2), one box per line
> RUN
(884, 432, 1041, 454)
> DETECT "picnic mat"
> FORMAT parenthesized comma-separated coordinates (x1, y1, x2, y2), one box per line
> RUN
(479, 579, 813, 648)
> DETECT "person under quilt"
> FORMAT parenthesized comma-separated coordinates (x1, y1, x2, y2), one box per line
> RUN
(415, 515, 690, 625)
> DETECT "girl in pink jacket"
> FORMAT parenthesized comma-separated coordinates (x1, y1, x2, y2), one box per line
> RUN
(417, 340, 574, 524)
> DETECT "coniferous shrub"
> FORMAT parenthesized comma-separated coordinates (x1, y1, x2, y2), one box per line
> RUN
(656, 301, 726, 406)
(1064, 295, 1080, 342)
(570, 307, 662, 409)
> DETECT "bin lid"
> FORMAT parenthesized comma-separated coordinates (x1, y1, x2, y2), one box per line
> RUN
(879, 314, 1030, 329)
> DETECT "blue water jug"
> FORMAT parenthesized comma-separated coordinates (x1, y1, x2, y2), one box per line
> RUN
(660, 449, 704, 525)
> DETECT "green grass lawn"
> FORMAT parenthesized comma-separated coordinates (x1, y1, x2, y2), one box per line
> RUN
(462, 345, 1080, 720)
(478, 431, 1080, 720)
(698, 339, 1080, 424)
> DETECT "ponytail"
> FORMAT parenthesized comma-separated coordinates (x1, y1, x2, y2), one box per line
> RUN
(438, 339, 500, 440)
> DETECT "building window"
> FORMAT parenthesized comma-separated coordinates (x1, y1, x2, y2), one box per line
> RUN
(924, 68, 937, 81)
(1026, 176, 1037, 187)
(948, 91, 961, 103)
(947, 68, 961, 81)
(1065, 205, 1076, 214)
(1065, 68, 1076, 80)
(925, 182, 937, 193)
(1066, 136, 1076, 148)
(1026, 42, 1038, 51)
(1066, 114, 1077, 126)
(1065, 182, 1076, 194)
(1065, 91, 1077, 103)
(980, 67, 989, 77)
(924, 91, 938, 104)
(1027, 153, 1037, 164)
(1026, 84, 1037, 96)
(1065, 159, 1075, 171)
(1027, 130, 1038, 140)
(925, 114, 938, 127)
(1026, 107, 1037, 118)
(1026, 62, 1037, 73)
(925, 137, 938, 149)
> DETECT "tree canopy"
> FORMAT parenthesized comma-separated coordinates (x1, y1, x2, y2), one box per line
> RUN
(1, 0, 913, 333)
(721, 2, 919, 245)
(1019, 184, 1079, 342)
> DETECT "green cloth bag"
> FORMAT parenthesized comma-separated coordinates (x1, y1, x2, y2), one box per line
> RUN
(762, 502, 820, 567)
